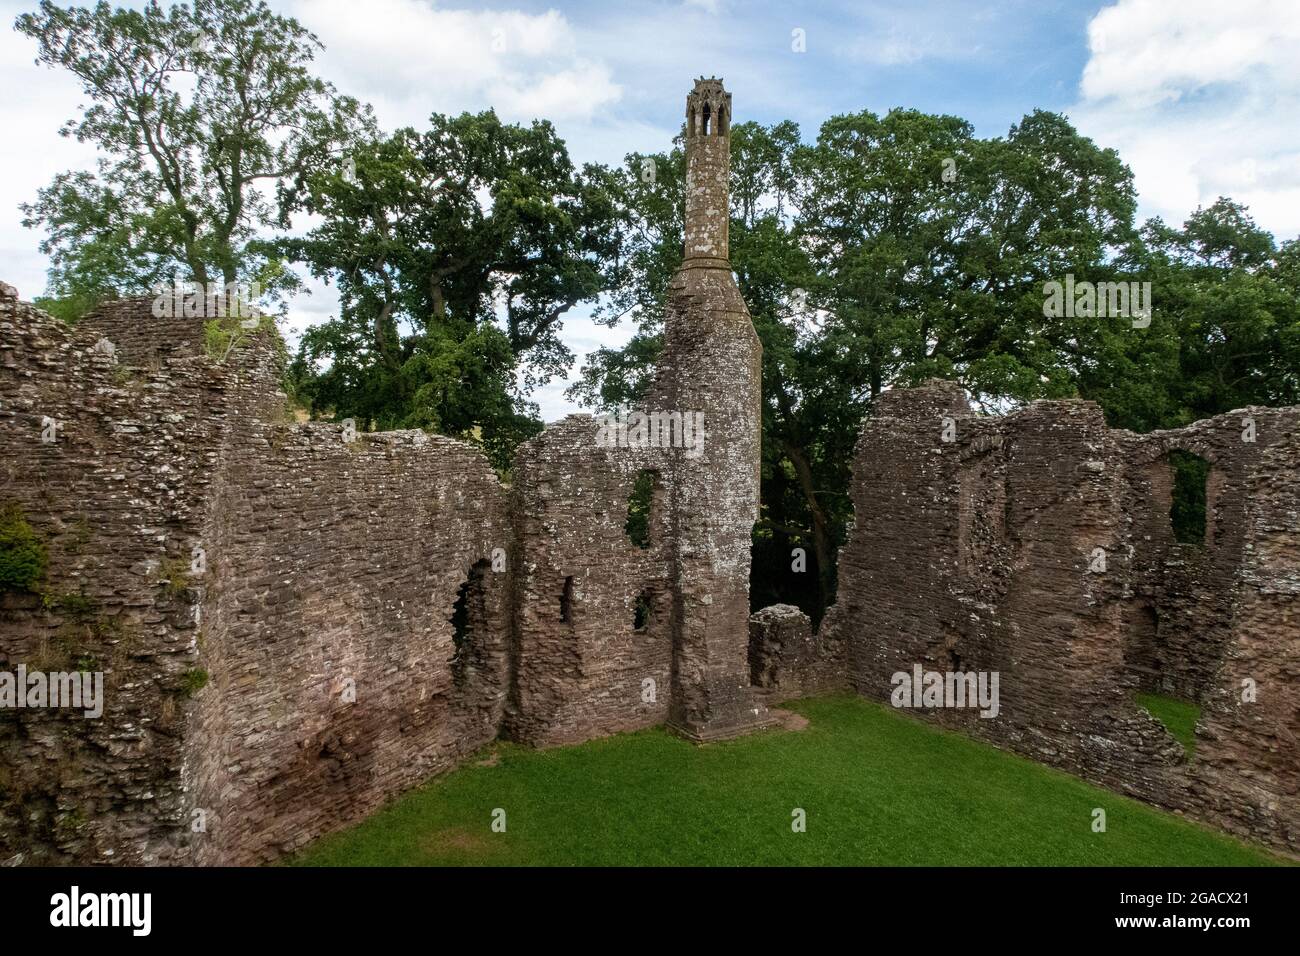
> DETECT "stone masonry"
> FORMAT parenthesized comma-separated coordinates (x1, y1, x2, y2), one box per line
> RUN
(2, 77, 1298, 864)
(1, 77, 776, 864)
(824, 381, 1300, 853)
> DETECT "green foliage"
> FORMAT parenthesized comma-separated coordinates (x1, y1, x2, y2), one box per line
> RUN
(1137, 692, 1202, 754)
(1169, 451, 1210, 545)
(1118, 200, 1300, 429)
(43, 591, 97, 622)
(203, 318, 237, 361)
(278, 111, 618, 470)
(181, 668, 209, 696)
(33, 288, 104, 323)
(202, 314, 278, 363)
(157, 557, 191, 595)
(0, 503, 49, 593)
(576, 113, 1299, 622)
(291, 695, 1279, 866)
(15, 0, 374, 301)
(624, 470, 656, 549)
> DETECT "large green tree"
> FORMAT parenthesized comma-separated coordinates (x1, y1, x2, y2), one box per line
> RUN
(279, 111, 623, 470)
(1109, 199, 1300, 430)
(575, 110, 1147, 619)
(17, 0, 373, 317)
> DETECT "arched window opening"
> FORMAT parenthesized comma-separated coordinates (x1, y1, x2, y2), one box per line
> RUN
(702, 102, 711, 135)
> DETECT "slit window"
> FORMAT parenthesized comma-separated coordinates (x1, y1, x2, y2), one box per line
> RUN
(450, 559, 490, 684)
(560, 575, 574, 623)
(625, 469, 658, 549)
(1168, 450, 1209, 545)
(633, 591, 653, 631)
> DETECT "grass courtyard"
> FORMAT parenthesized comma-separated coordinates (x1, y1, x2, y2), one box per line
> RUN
(292, 695, 1284, 867)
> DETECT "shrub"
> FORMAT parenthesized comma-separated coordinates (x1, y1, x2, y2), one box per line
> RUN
(181, 668, 209, 696)
(0, 503, 48, 593)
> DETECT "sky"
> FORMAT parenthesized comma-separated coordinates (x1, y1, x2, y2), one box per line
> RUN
(2, 0, 1298, 420)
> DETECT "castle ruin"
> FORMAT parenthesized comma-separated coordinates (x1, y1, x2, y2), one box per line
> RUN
(1, 78, 1297, 865)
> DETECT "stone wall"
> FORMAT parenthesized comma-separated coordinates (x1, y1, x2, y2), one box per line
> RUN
(506, 417, 672, 746)
(0, 285, 269, 864)
(70, 297, 212, 367)
(748, 603, 846, 699)
(827, 380, 1300, 852)
(188, 423, 509, 864)
(0, 287, 513, 865)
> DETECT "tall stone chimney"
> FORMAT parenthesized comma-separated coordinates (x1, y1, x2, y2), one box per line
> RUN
(683, 76, 731, 264)
(647, 76, 774, 741)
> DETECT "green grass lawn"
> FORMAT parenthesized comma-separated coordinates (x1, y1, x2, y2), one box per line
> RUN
(291, 694, 1284, 867)
(1136, 692, 1202, 754)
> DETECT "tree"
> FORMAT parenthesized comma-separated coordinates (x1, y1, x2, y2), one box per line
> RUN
(575, 110, 1143, 620)
(16, 0, 373, 314)
(1117, 199, 1300, 429)
(279, 111, 623, 470)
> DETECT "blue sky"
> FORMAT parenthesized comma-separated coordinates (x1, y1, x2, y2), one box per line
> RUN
(2, 0, 1298, 418)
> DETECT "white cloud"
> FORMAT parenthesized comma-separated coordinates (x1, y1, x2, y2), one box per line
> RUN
(1081, 0, 1300, 107)
(284, 0, 621, 130)
(1071, 0, 1300, 240)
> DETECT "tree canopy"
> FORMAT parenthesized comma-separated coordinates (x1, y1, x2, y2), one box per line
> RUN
(17, 0, 373, 318)
(17, 1, 1299, 619)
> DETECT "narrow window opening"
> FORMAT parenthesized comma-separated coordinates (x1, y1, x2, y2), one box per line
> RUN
(1168, 450, 1209, 546)
(1123, 601, 1162, 689)
(450, 559, 490, 685)
(560, 575, 574, 624)
(625, 469, 659, 549)
(702, 102, 711, 135)
(633, 591, 653, 631)
(717, 106, 727, 135)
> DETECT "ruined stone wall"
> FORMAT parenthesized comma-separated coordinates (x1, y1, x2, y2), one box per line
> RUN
(188, 423, 510, 864)
(1, 286, 513, 865)
(748, 604, 846, 700)
(0, 286, 257, 864)
(828, 380, 1300, 852)
(1174, 410, 1299, 849)
(506, 417, 672, 746)
(1119, 420, 1251, 702)
(71, 298, 211, 367)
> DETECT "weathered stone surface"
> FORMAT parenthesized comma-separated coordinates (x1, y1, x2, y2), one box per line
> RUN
(826, 380, 1300, 853)
(0, 289, 277, 864)
(3, 76, 1296, 865)
(748, 604, 845, 700)
(0, 76, 778, 864)
(505, 416, 672, 745)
